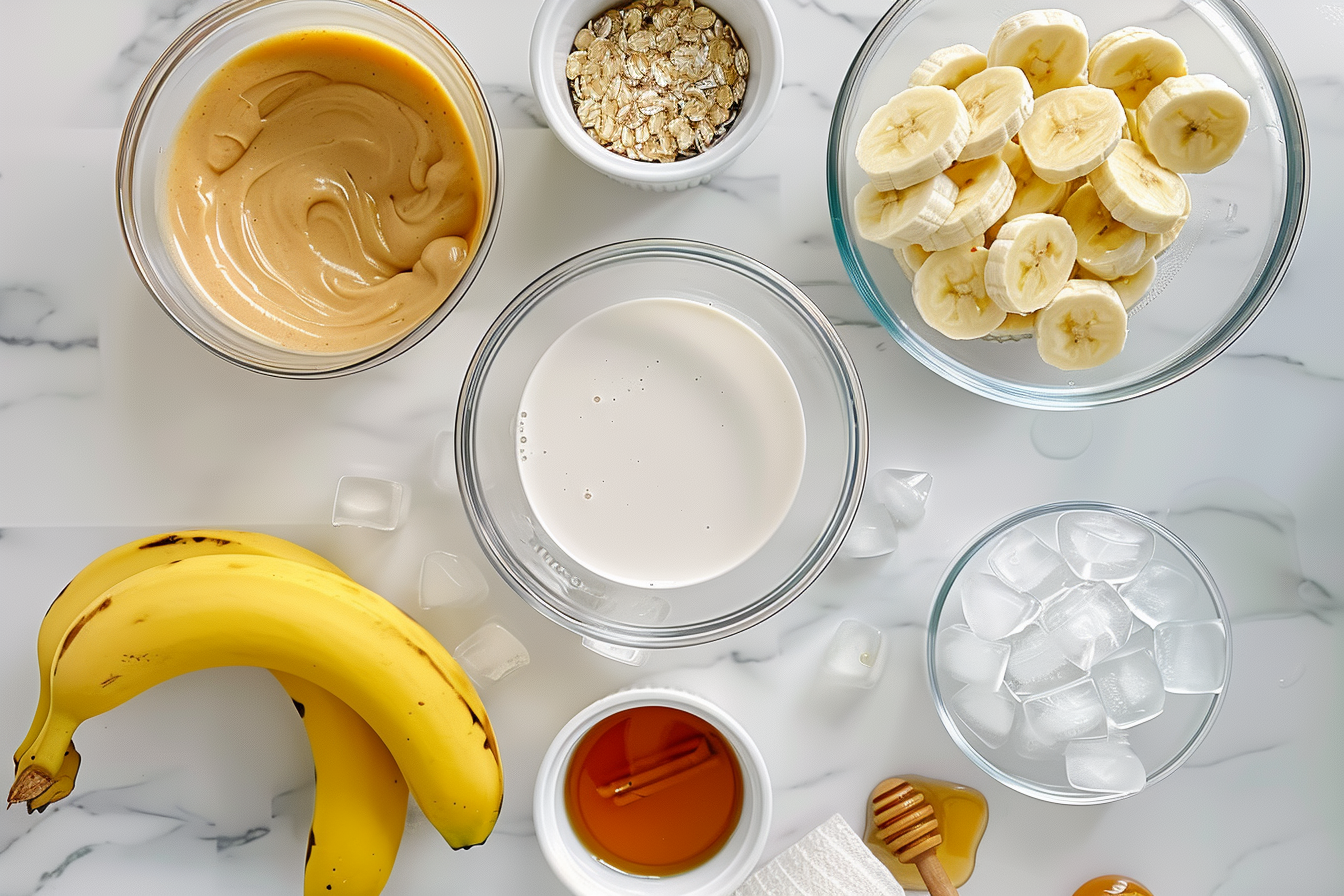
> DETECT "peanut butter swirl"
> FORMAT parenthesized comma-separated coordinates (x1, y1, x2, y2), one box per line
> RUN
(165, 29, 482, 354)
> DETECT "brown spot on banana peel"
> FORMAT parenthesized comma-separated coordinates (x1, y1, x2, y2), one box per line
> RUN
(139, 534, 233, 550)
(58, 597, 112, 660)
(8, 766, 53, 805)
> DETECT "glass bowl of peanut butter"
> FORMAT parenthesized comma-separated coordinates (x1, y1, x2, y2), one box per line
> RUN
(118, 0, 503, 377)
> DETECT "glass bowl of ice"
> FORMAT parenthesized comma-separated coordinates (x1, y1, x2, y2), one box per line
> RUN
(927, 501, 1230, 804)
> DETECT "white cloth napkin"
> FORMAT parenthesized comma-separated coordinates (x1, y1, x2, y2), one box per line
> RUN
(733, 813, 905, 896)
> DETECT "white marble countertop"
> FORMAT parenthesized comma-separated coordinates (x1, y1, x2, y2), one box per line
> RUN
(1, 0, 1341, 894)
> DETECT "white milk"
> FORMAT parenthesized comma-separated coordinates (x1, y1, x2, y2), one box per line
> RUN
(517, 297, 806, 589)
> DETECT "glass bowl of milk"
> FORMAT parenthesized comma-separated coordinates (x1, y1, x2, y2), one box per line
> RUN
(458, 239, 867, 648)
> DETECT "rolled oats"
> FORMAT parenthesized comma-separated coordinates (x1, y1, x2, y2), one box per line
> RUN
(566, 0, 747, 163)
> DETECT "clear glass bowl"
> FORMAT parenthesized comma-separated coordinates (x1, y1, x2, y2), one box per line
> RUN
(457, 239, 867, 649)
(827, 0, 1310, 408)
(117, 0, 503, 378)
(928, 501, 1230, 804)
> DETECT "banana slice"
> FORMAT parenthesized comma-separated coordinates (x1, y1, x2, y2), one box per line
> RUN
(995, 311, 1039, 334)
(1087, 27, 1188, 109)
(857, 86, 971, 191)
(909, 44, 989, 89)
(984, 212, 1078, 313)
(1137, 73, 1249, 174)
(1035, 279, 1128, 369)
(1151, 187, 1191, 255)
(1062, 182, 1147, 278)
(987, 9, 1090, 97)
(1108, 257, 1157, 310)
(920, 155, 1015, 251)
(894, 243, 928, 279)
(853, 174, 958, 248)
(954, 66, 1034, 161)
(1088, 139, 1189, 234)
(1018, 85, 1125, 183)
(912, 241, 1006, 339)
(1124, 107, 1147, 153)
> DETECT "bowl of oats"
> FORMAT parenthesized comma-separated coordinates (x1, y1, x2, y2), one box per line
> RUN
(530, 0, 782, 191)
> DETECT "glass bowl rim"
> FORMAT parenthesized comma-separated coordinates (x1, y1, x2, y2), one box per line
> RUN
(825, 0, 1311, 409)
(115, 0, 505, 379)
(926, 499, 1232, 805)
(456, 237, 869, 649)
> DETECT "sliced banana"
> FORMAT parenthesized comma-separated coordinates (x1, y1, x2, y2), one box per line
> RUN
(1124, 107, 1147, 153)
(920, 155, 1015, 251)
(1137, 73, 1249, 174)
(1018, 85, 1125, 183)
(894, 243, 930, 279)
(1108, 257, 1157, 310)
(987, 9, 1090, 97)
(856, 86, 971, 192)
(1035, 278, 1128, 369)
(1087, 27, 1188, 109)
(1088, 139, 1189, 234)
(1151, 186, 1191, 256)
(909, 43, 989, 89)
(853, 174, 958, 248)
(912, 241, 1006, 339)
(1062, 182, 1147, 278)
(995, 311, 1039, 334)
(954, 66, 1035, 161)
(984, 212, 1078, 313)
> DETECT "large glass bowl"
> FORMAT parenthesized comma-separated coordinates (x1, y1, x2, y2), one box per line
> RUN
(928, 501, 1230, 804)
(117, 0, 503, 378)
(457, 239, 867, 649)
(827, 0, 1309, 408)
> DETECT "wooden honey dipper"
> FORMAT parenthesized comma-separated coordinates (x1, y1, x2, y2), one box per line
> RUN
(869, 777, 959, 896)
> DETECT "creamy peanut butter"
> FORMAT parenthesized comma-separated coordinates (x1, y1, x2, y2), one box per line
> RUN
(165, 29, 482, 354)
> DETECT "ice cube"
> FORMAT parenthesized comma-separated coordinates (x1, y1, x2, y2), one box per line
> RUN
(1010, 708, 1063, 760)
(960, 574, 1040, 641)
(1153, 619, 1228, 693)
(839, 501, 899, 558)
(1119, 560, 1210, 627)
(872, 469, 932, 526)
(431, 429, 457, 491)
(1022, 678, 1108, 742)
(821, 619, 886, 688)
(1056, 510, 1155, 583)
(1002, 624, 1086, 698)
(581, 637, 648, 667)
(987, 527, 1078, 603)
(418, 551, 488, 610)
(1065, 740, 1146, 794)
(936, 624, 1010, 689)
(454, 623, 529, 683)
(1039, 581, 1134, 670)
(949, 685, 1018, 749)
(1091, 648, 1166, 728)
(332, 476, 406, 530)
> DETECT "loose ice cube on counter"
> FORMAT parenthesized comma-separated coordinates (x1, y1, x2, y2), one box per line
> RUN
(418, 551, 488, 610)
(987, 527, 1078, 602)
(839, 501, 899, 558)
(1065, 740, 1146, 794)
(1023, 678, 1108, 742)
(332, 475, 406, 530)
(949, 685, 1018, 749)
(1120, 560, 1210, 627)
(872, 468, 932, 526)
(454, 622, 530, 683)
(960, 573, 1040, 641)
(822, 619, 887, 689)
(1154, 619, 1228, 693)
(1056, 510, 1154, 583)
(1091, 649, 1166, 728)
(1003, 624, 1086, 698)
(1039, 581, 1134, 670)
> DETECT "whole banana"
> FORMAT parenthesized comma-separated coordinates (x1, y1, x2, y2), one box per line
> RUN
(11, 552, 502, 849)
(11, 530, 411, 896)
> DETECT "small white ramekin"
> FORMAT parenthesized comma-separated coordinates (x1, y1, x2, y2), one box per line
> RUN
(529, 0, 783, 191)
(534, 687, 772, 896)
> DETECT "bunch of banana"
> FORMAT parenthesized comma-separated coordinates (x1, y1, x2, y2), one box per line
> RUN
(852, 8, 1250, 369)
(8, 530, 502, 896)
